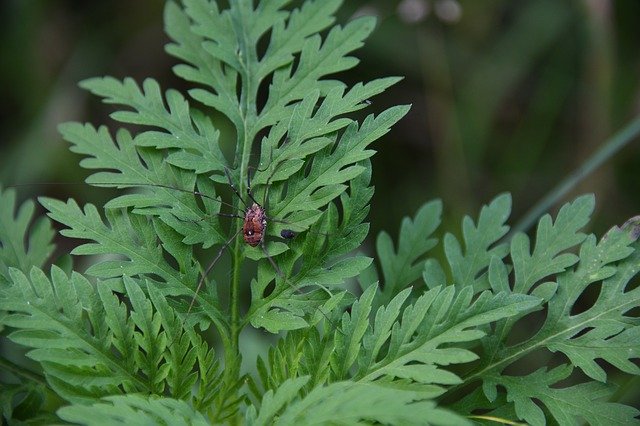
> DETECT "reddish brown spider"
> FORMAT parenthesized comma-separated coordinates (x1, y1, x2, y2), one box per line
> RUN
(243, 203, 267, 247)
(183, 165, 308, 323)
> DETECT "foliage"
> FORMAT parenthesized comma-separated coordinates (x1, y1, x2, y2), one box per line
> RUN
(1, 0, 639, 424)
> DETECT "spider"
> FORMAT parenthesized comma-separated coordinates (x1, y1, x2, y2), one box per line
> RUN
(174, 163, 334, 328)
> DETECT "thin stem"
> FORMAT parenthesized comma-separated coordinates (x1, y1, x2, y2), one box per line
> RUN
(510, 116, 640, 236)
(228, 228, 243, 368)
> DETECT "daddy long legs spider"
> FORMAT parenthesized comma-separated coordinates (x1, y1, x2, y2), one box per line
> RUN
(179, 163, 342, 334)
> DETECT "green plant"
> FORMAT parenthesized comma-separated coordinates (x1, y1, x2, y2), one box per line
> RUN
(1, 1, 639, 424)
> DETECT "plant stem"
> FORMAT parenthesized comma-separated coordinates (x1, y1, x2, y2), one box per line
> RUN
(228, 230, 243, 372)
(227, 174, 245, 382)
(510, 116, 640, 236)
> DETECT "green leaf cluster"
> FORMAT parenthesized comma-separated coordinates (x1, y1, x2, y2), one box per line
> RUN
(1, 1, 639, 425)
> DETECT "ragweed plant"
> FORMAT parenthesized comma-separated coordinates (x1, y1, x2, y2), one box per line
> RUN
(1, 1, 639, 425)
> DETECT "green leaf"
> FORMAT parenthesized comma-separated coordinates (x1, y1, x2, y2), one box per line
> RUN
(267, 105, 410, 223)
(444, 193, 511, 292)
(248, 161, 374, 333)
(248, 377, 310, 425)
(257, 381, 467, 426)
(541, 231, 640, 380)
(0, 382, 52, 423)
(79, 76, 227, 175)
(1, 265, 222, 410)
(56, 0, 406, 346)
(487, 366, 640, 426)
(484, 220, 640, 385)
(510, 194, 594, 294)
(0, 186, 55, 283)
(124, 277, 167, 394)
(57, 394, 209, 426)
(441, 195, 640, 425)
(38, 197, 225, 332)
(2, 0, 430, 423)
(356, 286, 539, 387)
(147, 283, 199, 402)
(331, 284, 377, 379)
(2, 267, 147, 402)
(58, 123, 225, 249)
(376, 200, 442, 304)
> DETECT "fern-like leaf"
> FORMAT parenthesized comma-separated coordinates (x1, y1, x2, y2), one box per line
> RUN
(57, 394, 209, 426)
(53, 0, 407, 341)
(510, 194, 594, 294)
(58, 124, 225, 249)
(247, 161, 374, 333)
(1, 265, 223, 410)
(0, 186, 55, 283)
(439, 194, 640, 425)
(248, 378, 467, 426)
(79, 77, 227, 175)
(489, 366, 639, 425)
(347, 286, 539, 387)
(2, 267, 148, 402)
(375, 199, 442, 304)
(443, 193, 511, 292)
(38, 197, 226, 333)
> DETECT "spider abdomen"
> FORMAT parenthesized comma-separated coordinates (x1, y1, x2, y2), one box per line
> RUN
(243, 203, 267, 247)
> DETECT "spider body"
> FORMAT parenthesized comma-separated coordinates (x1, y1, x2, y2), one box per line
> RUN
(243, 202, 267, 247)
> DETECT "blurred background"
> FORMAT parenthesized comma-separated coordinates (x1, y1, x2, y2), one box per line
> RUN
(1, 0, 639, 237)
(1, 0, 639, 412)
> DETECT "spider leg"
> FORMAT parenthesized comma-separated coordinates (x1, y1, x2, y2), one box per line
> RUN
(170, 227, 243, 348)
(216, 212, 244, 219)
(224, 167, 249, 208)
(260, 238, 284, 278)
(246, 167, 262, 207)
(188, 227, 243, 314)
(259, 238, 341, 332)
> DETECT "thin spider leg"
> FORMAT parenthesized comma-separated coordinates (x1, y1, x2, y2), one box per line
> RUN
(187, 212, 244, 225)
(248, 140, 289, 208)
(191, 189, 237, 210)
(260, 239, 284, 278)
(224, 167, 249, 208)
(267, 217, 291, 225)
(259, 239, 341, 332)
(169, 226, 244, 349)
(188, 227, 243, 315)
(217, 212, 244, 219)
(257, 142, 275, 206)
(256, 149, 307, 225)
(246, 133, 280, 179)
(261, 156, 287, 209)
(246, 167, 262, 206)
(12, 181, 239, 211)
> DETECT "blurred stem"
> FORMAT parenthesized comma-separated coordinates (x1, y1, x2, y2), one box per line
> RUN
(611, 375, 640, 405)
(416, 26, 471, 216)
(0, 354, 47, 386)
(511, 116, 640, 235)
